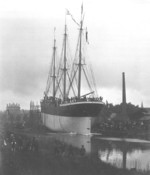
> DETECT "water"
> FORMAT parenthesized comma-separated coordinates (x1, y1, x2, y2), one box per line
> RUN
(47, 133, 150, 171)
(1, 126, 150, 174)
(93, 136, 150, 171)
(39, 133, 150, 171)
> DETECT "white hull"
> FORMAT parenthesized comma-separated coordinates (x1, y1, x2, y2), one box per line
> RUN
(41, 113, 92, 135)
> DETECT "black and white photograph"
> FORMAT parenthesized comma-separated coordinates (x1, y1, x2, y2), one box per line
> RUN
(0, 0, 150, 174)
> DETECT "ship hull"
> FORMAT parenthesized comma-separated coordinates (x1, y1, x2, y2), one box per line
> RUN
(41, 113, 92, 134)
(41, 101, 104, 134)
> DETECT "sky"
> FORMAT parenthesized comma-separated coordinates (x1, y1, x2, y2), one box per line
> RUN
(0, 0, 150, 110)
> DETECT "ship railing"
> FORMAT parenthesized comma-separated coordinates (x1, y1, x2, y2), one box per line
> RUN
(41, 96, 103, 106)
(62, 96, 103, 104)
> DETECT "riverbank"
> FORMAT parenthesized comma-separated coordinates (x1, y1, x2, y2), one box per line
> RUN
(0, 125, 150, 175)
(0, 112, 150, 175)
(0, 138, 141, 175)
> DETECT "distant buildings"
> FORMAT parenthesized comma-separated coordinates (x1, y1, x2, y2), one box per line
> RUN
(29, 101, 41, 128)
(6, 103, 24, 123)
(30, 101, 40, 111)
(6, 103, 20, 114)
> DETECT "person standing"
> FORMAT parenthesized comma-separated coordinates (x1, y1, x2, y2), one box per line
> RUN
(80, 145, 86, 156)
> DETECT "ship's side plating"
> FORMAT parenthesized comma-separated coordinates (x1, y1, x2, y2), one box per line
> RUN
(41, 101, 104, 134)
(41, 113, 92, 134)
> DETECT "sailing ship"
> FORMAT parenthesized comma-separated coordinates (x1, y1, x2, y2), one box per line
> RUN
(41, 7, 104, 134)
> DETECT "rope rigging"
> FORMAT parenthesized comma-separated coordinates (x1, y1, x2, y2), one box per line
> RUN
(44, 7, 99, 101)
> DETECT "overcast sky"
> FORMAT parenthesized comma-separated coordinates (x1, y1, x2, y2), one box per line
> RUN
(0, 0, 150, 110)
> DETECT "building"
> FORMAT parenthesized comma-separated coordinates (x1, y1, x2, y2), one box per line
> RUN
(7, 103, 20, 114)
(6, 103, 21, 122)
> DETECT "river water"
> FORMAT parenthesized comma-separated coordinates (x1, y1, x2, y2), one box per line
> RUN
(43, 133, 150, 171)
(92, 136, 150, 171)
(1, 125, 150, 174)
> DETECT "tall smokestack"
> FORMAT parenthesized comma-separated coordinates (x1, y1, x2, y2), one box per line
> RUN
(122, 72, 127, 118)
(122, 72, 126, 104)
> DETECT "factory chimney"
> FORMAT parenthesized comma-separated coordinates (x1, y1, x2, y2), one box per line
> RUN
(122, 72, 128, 120)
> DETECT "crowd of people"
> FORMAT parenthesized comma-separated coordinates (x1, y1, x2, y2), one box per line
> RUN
(0, 132, 39, 153)
(93, 120, 149, 134)
(0, 131, 86, 159)
(0, 130, 89, 175)
(43, 95, 103, 107)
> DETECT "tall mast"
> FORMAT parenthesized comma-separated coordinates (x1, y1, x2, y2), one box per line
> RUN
(52, 34, 56, 99)
(63, 24, 67, 101)
(77, 11, 83, 99)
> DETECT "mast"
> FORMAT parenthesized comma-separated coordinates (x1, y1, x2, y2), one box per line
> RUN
(63, 24, 67, 101)
(77, 10, 83, 99)
(52, 36, 56, 99)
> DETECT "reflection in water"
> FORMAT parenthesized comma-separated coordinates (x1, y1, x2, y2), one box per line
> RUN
(47, 133, 91, 154)
(43, 133, 150, 171)
(94, 137, 150, 171)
